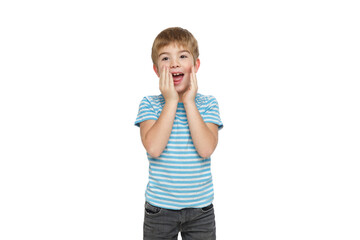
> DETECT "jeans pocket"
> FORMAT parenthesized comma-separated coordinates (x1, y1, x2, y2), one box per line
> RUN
(201, 203, 214, 213)
(145, 202, 162, 216)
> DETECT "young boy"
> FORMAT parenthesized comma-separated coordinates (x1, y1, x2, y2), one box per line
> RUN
(135, 27, 223, 240)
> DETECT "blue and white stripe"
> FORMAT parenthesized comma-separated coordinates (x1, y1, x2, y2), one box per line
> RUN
(135, 93, 223, 210)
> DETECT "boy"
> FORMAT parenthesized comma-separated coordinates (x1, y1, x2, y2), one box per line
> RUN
(135, 27, 223, 240)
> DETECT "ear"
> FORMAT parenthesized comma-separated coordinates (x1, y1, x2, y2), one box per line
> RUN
(153, 64, 160, 77)
(195, 58, 200, 73)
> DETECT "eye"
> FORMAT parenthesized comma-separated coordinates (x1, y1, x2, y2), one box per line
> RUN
(161, 57, 169, 61)
(180, 55, 188, 59)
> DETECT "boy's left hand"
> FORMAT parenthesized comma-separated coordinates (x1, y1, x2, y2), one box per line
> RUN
(183, 66, 198, 104)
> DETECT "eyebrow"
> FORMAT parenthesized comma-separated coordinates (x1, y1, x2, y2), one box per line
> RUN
(158, 50, 191, 58)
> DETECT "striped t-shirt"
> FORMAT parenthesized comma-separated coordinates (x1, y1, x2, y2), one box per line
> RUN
(134, 93, 223, 210)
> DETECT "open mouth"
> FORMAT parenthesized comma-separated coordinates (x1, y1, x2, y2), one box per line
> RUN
(172, 72, 184, 84)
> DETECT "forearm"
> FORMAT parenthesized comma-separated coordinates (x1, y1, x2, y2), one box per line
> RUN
(184, 102, 217, 158)
(144, 101, 178, 157)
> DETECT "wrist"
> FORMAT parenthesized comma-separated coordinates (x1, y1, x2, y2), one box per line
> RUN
(182, 93, 197, 106)
(165, 98, 179, 105)
(162, 93, 179, 103)
(183, 100, 196, 107)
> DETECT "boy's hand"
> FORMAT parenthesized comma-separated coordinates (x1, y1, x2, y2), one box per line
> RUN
(159, 66, 179, 103)
(182, 66, 198, 105)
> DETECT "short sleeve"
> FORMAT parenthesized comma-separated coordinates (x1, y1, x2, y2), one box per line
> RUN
(203, 96, 224, 130)
(134, 97, 158, 127)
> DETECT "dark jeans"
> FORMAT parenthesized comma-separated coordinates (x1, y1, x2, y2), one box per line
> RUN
(144, 202, 216, 240)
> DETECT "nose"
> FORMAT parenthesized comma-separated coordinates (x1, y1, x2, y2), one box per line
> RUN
(170, 58, 180, 68)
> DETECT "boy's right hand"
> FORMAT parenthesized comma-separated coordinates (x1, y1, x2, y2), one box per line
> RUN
(159, 66, 179, 103)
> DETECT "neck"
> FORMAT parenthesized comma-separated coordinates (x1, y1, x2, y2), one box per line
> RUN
(178, 93, 184, 103)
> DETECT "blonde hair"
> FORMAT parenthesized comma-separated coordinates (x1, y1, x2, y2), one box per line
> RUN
(151, 27, 199, 69)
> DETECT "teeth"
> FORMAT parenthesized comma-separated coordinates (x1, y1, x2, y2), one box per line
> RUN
(172, 73, 182, 76)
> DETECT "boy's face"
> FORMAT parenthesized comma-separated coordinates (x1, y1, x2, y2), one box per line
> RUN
(154, 43, 200, 95)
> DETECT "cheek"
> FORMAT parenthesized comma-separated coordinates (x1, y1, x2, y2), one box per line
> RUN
(161, 62, 170, 66)
(158, 62, 169, 69)
(184, 65, 193, 74)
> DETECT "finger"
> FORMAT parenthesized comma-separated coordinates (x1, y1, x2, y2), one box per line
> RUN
(161, 65, 166, 77)
(191, 66, 195, 80)
(194, 73, 198, 90)
(160, 66, 165, 89)
(192, 66, 198, 89)
(190, 66, 195, 86)
(168, 69, 174, 88)
(166, 67, 171, 88)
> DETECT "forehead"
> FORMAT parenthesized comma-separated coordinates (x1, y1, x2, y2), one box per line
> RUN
(158, 43, 190, 55)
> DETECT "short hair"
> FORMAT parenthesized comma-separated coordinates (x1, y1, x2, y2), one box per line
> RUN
(151, 27, 199, 69)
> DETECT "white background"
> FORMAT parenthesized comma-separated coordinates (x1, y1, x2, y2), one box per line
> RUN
(1, 0, 359, 239)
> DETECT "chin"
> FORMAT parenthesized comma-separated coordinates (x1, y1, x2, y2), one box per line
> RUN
(176, 81, 189, 89)
(175, 89, 185, 95)
(175, 86, 187, 94)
